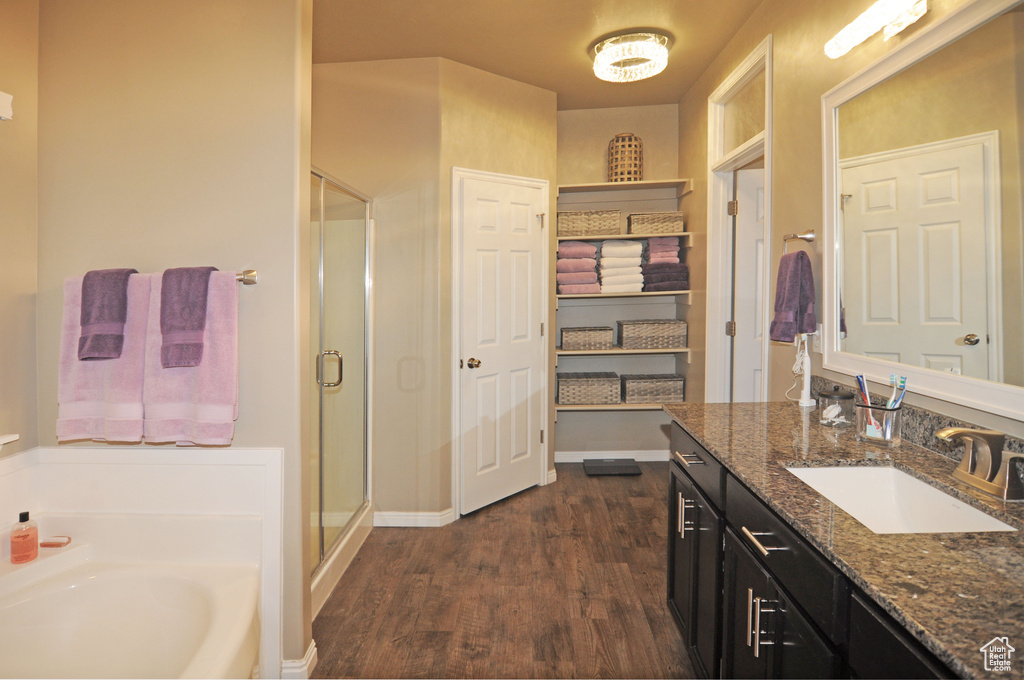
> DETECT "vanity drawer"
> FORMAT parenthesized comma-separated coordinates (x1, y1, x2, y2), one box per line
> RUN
(725, 474, 848, 644)
(670, 424, 725, 509)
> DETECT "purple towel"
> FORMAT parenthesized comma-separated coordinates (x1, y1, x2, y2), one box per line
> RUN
(644, 281, 690, 292)
(642, 262, 688, 275)
(78, 268, 138, 360)
(555, 258, 597, 273)
(559, 283, 601, 295)
(557, 241, 598, 258)
(769, 251, 816, 342)
(643, 272, 690, 285)
(160, 266, 218, 368)
(556, 271, 599, 285)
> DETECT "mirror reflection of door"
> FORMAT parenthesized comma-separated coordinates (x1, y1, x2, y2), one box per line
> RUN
(840, 136, 999, 381)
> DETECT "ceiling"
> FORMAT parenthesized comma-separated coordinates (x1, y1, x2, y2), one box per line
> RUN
(312, 0, 764, 110)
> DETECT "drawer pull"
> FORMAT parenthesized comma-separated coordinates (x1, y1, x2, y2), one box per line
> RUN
(753, 597, 777, 658)
(673, 449, 706, 467)
(741, 526, 785, 557)
(746, 588, 754, 647)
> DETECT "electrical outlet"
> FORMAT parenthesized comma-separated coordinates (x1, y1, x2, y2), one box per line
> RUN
(812, 324, 823, 353)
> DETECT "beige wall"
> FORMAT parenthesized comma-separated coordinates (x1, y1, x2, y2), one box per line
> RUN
(35, 0, 313, 662)
(675, 0, 1024, 436)
(557, 104, 679, 185)
(0, 0, 39, 457)
(312, 58, 557, 514)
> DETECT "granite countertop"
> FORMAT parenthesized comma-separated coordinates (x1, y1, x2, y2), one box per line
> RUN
(664, 402, 1024, 679)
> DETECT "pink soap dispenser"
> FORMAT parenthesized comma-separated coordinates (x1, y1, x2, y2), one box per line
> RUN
(10, 511, 38, 564)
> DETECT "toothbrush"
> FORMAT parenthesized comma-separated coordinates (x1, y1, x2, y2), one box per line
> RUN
(887, 374, 898, 408)
(893, 377, 908, 408)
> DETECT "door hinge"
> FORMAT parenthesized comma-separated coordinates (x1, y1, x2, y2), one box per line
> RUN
(537, 212, 546, 229)
(459, 359, 464, 368)
(725, 321, 737, 336)
(727, 200, 739, 216)
(540, 429, 545, 444)
(540, 322, 544, 336)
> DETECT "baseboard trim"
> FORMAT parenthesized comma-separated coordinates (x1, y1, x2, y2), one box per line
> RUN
(374, 508, 456, 527)
(280, 640, 317, 679)
(554, 449, 669, 464)
(312, 503, 372, 619)
(547, 467, 557, 484)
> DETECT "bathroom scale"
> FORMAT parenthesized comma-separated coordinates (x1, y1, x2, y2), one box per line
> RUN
(583, 458, 642, 476)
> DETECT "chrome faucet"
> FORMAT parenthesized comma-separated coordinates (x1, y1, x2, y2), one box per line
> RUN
(935, 427, 1023, 501)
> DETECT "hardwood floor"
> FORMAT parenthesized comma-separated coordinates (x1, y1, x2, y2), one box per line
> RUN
(311, 462, 695, 679)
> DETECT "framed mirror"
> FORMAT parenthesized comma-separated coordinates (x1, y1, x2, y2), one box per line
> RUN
(822, 0, 1024, 419)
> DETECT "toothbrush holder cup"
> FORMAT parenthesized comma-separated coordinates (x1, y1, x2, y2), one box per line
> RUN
(854, 403, 902, 447)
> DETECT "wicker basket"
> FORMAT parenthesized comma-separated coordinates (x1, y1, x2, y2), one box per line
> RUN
(621, 374, 685, 404)
(561, 326, 614, 351)
(556, 372, 620, 405)
(628, 212, 686, 234)
(557, 209, 620, 237)
(608, 133, 643, 183)
(617, 319, 688, 349)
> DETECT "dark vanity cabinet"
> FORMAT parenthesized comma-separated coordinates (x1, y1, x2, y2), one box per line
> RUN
(668, 426, 725, 678)
(721, 527, 840, 678)
(667, 422, 951, 679)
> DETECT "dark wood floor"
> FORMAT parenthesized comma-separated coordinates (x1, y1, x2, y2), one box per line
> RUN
(311, 462, 695, 679)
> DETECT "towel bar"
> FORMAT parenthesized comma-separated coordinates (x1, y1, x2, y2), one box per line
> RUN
(782, 231, 814, 254)
(235, 270, 258, 285)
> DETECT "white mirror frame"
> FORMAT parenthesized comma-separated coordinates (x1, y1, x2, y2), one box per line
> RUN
(821, 0, 1024, 420)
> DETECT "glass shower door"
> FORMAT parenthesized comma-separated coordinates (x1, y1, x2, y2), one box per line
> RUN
(310, 172, 369, 572)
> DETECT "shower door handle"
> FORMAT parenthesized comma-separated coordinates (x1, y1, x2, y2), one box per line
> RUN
(317, 350, 343, 387)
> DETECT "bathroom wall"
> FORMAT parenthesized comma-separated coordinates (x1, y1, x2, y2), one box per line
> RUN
(33, 0, 314, 667)
(676, 0, 1024, 436)
(312, 58, 557, 517)
(0, 0, 39, 456)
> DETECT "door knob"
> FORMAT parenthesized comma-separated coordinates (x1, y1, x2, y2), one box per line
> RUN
(467, 358, 482, 369)
(964, 333, 981, 346)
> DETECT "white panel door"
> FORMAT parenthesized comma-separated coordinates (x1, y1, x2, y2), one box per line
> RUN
(457, 171, 547, 515)
(841, 142, 990, 378)
(732, 168, 766, 401)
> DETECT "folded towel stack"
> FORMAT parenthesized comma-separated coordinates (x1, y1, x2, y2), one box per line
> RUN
(644, 236, 681, 265)
(599, 240, 643, 293)
(556, 241, 599, 294)
(642, 261, 690, 292)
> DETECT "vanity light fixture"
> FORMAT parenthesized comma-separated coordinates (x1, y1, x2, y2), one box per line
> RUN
(592, 31, 672, 83)
(825, 0, 928, 59)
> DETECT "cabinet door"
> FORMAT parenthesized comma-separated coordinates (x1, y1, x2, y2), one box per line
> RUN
(722, 528, 771, 678)
(773, 588, 841, 679)
(668, 465, 697, 642)
(691, 482, 723, 679)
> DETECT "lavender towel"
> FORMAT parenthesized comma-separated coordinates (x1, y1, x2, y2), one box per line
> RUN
(769, 251, 816, 343)
(556, 258, 598, 273)
(78, 268, 138, 360)
(556, 271, 599, 285)
(647, 237, 680, 248)
(557, 241, 598, 258)
(161, 267, 218, 368)
(644, 281, 690, 292)
(559, 283, 601, 295)
(643, 262, 688, 274)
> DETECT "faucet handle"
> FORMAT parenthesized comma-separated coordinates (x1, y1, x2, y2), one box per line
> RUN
(992, 453, 1024, 501)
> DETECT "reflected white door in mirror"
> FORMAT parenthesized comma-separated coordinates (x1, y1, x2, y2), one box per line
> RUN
(822, 0, 1024, 420)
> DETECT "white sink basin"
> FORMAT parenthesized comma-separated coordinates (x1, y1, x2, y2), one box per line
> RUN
(786, 466, 1017, 534)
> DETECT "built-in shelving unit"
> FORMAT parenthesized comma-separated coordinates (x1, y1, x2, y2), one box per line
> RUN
(552, 179, 697, 454)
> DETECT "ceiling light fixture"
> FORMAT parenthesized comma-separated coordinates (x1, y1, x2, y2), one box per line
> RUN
(824, 0, 928, 59)
(592, 32, 672, 83)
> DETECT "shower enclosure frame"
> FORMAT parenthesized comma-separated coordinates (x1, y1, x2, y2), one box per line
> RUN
(309, 168, 374, 610)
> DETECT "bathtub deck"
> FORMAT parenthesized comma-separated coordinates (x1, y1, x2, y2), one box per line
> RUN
(311, 462, 692, 679)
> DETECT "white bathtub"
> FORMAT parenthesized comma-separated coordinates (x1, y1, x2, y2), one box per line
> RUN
(0, 550, 259, 679)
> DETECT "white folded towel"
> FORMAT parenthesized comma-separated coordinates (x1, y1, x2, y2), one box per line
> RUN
(601, 282, 644, 294)
(599, 256, 643, 269)
(600, 273, 644, 286)
(599, 266, 642, 277)
(601, 241, 643, 258)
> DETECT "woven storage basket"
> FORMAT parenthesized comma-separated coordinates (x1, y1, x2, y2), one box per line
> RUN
(617, 319, 688, 349)
(628, 212, 686, 234)
(621, 374, 685, 404)
(608, 133, 643, 183)
(557, 209, 620, 237)
(561, 326, 614, 351)
(556, 372, 620, 405)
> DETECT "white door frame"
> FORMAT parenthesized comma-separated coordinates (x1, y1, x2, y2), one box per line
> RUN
(706, 35, 773, 403)
(450, 166, 550, 518)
